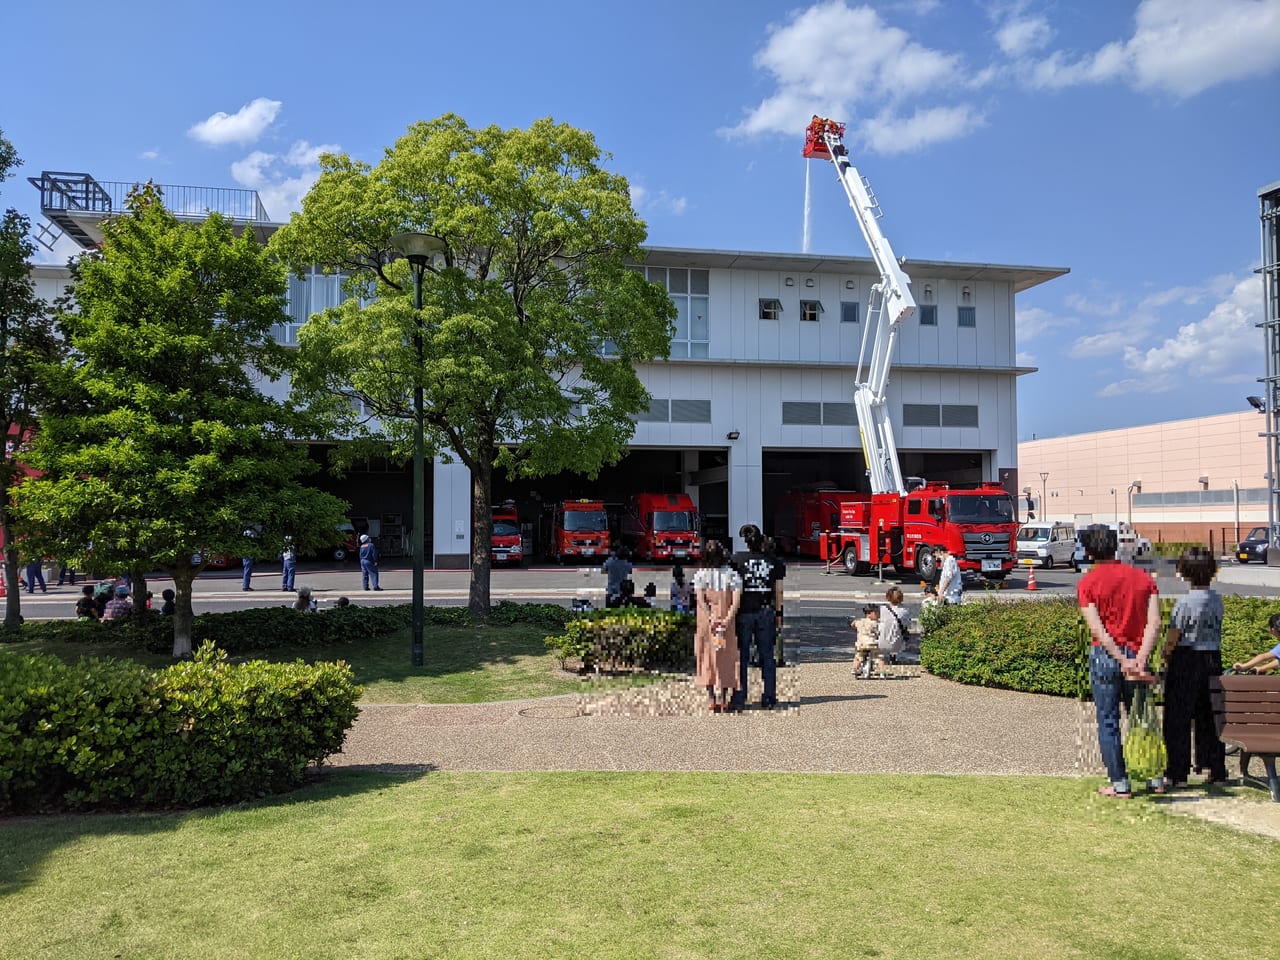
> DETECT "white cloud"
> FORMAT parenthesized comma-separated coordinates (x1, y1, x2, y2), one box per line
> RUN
(1028, 0, 1280, 96)
(630, 184, 688, 216)
(1015, 305, 1058, 341)
(1063, 292, 1124, 317)
(1016, 350, 1037, 366)
(723, 2, 982, 154)
(1107, 275, 1263, 393)
(1068, 329, 1138, 359)
(138, 148, 161, 161)
(995, 16, 1052, 57)
(862, 105, 985, 155)
(229, 139, 338, 220)
(188, 98, 282, 146)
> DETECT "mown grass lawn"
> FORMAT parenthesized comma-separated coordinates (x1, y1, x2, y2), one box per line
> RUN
(0, 622, 659, 704)
(0, 771, 1274, 960)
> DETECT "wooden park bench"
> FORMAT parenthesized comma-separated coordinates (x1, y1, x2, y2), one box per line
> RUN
(1210, 674, 1280, 802)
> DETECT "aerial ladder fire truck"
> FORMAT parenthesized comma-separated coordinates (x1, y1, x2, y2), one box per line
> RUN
(802, 117, 1019, 582)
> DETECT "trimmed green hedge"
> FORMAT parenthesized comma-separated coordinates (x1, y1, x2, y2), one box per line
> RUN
(7, 602, 573, 654)
(920, 599, 1086, 697)
(920, 595, 1280, 697)
(0, 644, 360, 813)
(544, 608, 695, 671)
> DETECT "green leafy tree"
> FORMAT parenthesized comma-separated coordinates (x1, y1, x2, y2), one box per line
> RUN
(11, 184, 349, 655)
(270, 115, 675, 616)
(0, 128, 59, 632)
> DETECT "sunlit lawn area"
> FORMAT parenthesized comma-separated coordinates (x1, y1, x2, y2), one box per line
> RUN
(1, 771, 1274, 960)
(0, 622, 659, 704)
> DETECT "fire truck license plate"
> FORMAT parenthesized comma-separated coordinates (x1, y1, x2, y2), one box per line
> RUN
(674, 550, 687, 558)
(583, 548, 595, 556)
(981, 560, 1001, 572)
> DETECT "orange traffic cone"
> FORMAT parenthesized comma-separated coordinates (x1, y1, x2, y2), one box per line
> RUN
(1026, 566, 1038, 591)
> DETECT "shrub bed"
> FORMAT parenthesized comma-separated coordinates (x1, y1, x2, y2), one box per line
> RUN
(0, 644, 361, 813)
(920, 595, 1280, 698)
(544, 608, 695, 672)
(7, 602, 573, 654)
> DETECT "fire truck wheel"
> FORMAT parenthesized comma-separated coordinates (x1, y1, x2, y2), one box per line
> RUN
(914, 547, 937, 582)
(842, 546, 860, 573)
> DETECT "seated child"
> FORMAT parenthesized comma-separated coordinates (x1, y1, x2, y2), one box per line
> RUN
(1233, 612, 1280, 674)
(851, 604, 886, 678)
(160, 588, 176, 616)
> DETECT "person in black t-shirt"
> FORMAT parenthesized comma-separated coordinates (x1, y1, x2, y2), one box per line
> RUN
(729, 524, 786, 710)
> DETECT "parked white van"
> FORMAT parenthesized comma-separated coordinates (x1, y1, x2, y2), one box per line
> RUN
(1017, 522, 1077, 569)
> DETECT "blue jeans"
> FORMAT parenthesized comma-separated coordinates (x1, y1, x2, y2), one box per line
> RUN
(242, 557, 254, 590)
(1089, 646, 1137, 791)
(361, 560, 380, 590)
(281, 559, 296, 592)
(731, 608, 778, 709)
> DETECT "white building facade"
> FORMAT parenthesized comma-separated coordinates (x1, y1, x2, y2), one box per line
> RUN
(25, 173, 1065, 565)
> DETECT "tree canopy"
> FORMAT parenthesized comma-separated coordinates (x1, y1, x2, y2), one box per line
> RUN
(11, 184, 349, 654)
(0, 127, 58, 631)
(270, 114, 675, 615)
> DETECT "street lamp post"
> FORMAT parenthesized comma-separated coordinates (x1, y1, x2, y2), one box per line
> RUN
(1039, 472, 1049, 519)
(1110, 488, 1118, 526)
(388, 232, 446, 667)
(1127, 480, 1141, 529)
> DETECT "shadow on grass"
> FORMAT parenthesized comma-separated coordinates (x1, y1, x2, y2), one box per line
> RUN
(0, 766, 431, 898)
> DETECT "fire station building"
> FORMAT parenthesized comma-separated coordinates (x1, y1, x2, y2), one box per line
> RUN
(26, 173, 1066, 565)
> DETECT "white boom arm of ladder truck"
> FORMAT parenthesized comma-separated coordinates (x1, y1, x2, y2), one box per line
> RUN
(814, 122, 917, 497)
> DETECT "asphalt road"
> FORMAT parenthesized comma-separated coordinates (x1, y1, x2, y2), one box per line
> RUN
(11, 555, 1280, 621)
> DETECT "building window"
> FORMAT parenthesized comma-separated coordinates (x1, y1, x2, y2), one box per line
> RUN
(647, 266, 710, 358)
(759, 298, 782, 321)
(957, 306, 976, 328)
(670, 399, 712, 423)
(634, 398, 670, 423)
(781, 401, 822, 425)
(940, 404, 979, 427)
(822, 402, 855, 425)
(800, 300, 823, 322)
(903, 403, 941, 427)
(840, 301, 859, 323)
(279, 266, 350, 345)
(633, 398, 710, 423)
(919, 304, 937, 326)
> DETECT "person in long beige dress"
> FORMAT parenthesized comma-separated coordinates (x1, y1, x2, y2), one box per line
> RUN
(692, 540, 743, 713)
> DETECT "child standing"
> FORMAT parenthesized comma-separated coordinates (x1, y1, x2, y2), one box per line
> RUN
(1160, 547, 1227, 788)
(670, 564, 692, 612)
(851, 604, 885, 678)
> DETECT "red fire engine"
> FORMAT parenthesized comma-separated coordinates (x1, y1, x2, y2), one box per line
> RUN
(620, 492, 701, 562)
(490, 501, 524, 566)
(541, 499, 610, 564)
(800, 117, 1019, 580)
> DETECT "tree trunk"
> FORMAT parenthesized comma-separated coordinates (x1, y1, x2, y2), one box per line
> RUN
(468, 453, 494, 620)
(1, 537, 21, 633)
(131, 564, 149, 617)
(170, 567, 198, 658)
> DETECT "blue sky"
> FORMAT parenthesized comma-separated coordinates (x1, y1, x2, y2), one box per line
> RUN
(3, 0, 1278, 441)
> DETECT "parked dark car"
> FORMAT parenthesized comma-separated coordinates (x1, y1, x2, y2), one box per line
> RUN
(1237, 526, 1270, 564)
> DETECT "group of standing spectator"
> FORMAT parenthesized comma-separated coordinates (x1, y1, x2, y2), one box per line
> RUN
(1077, 525, 1244, 797)
(691, 524, 786, 713)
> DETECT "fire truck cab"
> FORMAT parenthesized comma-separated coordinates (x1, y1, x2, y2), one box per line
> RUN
(490, 501, 523, 566)
(542, 499, 610, 564)
(621, 492, 701, 562)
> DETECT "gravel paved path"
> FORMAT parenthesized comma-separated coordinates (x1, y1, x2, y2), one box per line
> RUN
(329, 618, 1280, 840)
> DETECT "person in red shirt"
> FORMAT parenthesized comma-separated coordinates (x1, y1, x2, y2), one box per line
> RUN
(1077, 524, 1160, 798)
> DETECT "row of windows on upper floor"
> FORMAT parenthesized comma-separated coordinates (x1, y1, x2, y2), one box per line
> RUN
(758, 299, 975, 327)
(634, 397, 980, 428)
(273, 266, 983, 352)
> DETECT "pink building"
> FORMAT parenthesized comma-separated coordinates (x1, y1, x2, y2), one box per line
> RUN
(1017, 411, 1269, 551)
